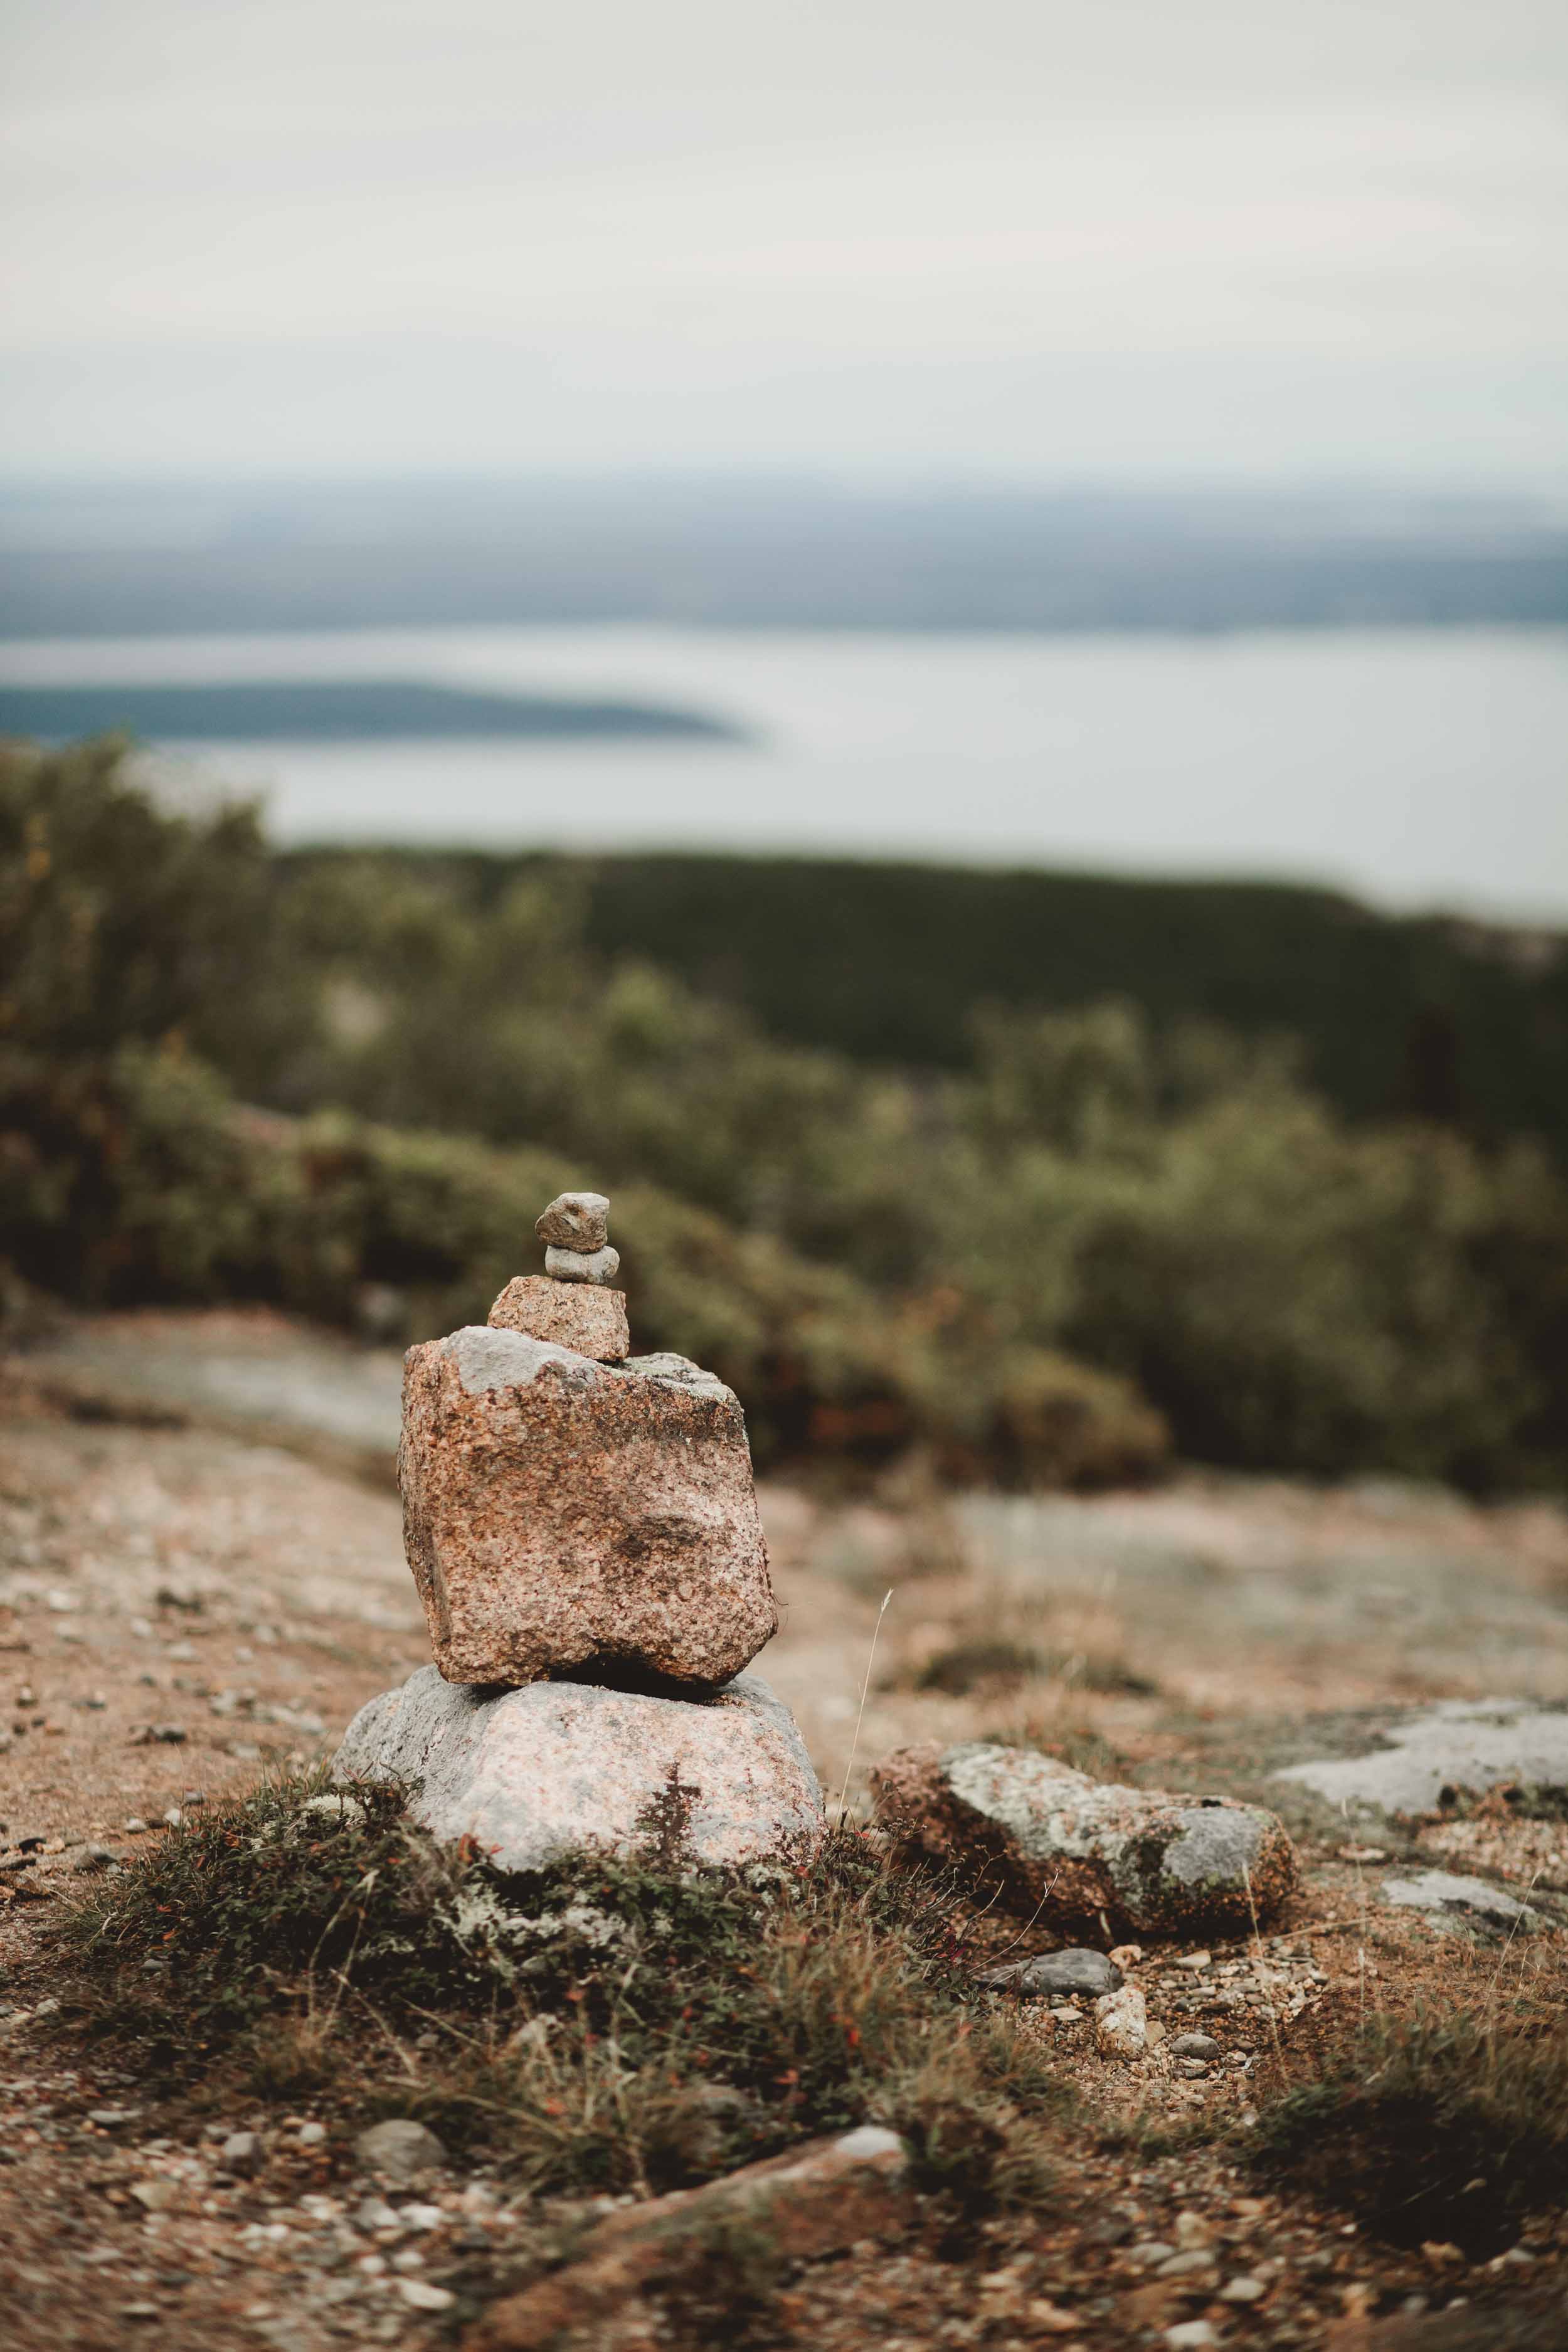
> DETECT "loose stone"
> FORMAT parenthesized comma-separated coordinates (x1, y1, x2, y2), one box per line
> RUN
(534, 1192, 611, 1251)
(544, 1243, 621, 1286)
(1169, 2032, 1221, 2058)
(1093, 1983, 1148, 2059)
(871, 1741, 1298, 1932)
(354, 2119, 448, 2183)
(976, 1948, 1124, 1998)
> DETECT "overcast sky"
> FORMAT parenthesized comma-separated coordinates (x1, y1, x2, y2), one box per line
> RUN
(3, 0, 1565, 484)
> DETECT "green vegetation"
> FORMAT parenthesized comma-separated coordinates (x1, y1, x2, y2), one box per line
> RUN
(58, 1775, 1061, 2210)
(1252, 2005, 1568, 2257)
(6, 736, 1567, 1488)
(381, 847, 1568, 1159)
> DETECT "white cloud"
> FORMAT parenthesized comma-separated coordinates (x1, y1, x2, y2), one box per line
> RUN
(2, 0, 1564, 477)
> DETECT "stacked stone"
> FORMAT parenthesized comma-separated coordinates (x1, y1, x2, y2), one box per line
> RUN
(333, 1192, 824, 1873)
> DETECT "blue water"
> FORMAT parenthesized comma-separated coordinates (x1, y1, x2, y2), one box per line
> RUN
(3, 622, 1564, 920)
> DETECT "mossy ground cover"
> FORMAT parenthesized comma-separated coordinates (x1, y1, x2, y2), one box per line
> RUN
(53, 1776, 1066, 2213)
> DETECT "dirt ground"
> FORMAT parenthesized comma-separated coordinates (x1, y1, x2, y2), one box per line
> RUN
(3, 1310, 1567, 2351)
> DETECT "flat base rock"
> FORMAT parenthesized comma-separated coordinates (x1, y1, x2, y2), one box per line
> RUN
(400, 1327, 775, 1686)
(332, 1664, 824, 1874)
(872, 1740, 1298, 1935)
(487, 1274, 628, 1362)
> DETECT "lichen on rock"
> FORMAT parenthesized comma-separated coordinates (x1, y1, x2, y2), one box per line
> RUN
(871, 1739, 1298, 1934)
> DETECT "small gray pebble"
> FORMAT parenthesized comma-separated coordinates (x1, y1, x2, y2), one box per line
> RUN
(354, 2118, 448, 2183)
(220, 2130, 263, 2174)
(978, 1947, 1124, 1999)
(1170, 2032, 1221, 2058)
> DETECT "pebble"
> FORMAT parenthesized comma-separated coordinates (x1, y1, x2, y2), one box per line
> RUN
(354, 2118, 448, 2182)
(1176, 2057, 1210, 2078)
(296, 2120, 327, 2146)
(977, 1947, 1123, 1998)
(1167, 2326, 1218, 2351)
(1093, 1983, 1148, 2059)
(221, 2131, 263, 2174)
(1221, 2276, 1268, 2302)
(1169, 2032, 1221, 2059)
(544, 1243, 621, 1286)
(1155, 2250, 1218, 2279)
(130, 2179, 179, 2212)
(397, 2280, 455, 2311)
(122, 1819, 149, 1835)
(356, 2197, 401, 2232)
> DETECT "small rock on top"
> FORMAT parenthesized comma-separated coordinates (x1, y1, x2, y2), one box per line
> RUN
(536, 1191, 610, 1251)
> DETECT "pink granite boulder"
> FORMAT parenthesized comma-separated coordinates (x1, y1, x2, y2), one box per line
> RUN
(399, 1326, 776, 1687)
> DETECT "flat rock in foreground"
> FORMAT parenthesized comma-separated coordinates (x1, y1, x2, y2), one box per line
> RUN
(399, 1327, 775, 1686)
(871, 1740, 1298, 1934)
(332, 1664, 824, 1873)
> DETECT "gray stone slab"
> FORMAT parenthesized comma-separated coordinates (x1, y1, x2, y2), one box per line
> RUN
(1271, 1698, 1568, 1818)
(1380, 1869, 1544, 1931)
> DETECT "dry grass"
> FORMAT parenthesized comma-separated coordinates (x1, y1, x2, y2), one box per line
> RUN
(51, 1773, 1068, 2215)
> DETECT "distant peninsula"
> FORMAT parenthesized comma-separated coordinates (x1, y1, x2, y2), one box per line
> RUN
(0, 678, 747, 745)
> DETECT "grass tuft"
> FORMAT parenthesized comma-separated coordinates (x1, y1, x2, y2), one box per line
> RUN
(53, 1773, 1067, 2208)
(1249, 2003, 1568, 2256)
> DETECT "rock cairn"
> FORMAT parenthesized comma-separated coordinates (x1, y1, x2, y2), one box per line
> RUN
(334, 1192, 824, 1873)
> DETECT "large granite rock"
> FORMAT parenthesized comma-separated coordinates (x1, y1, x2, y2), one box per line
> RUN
(399, 1327, 776, 1686)
(487, 1273, 629, 1362)
(871, 1740, 1298, 1935)
(332, 1665, 824, 1873)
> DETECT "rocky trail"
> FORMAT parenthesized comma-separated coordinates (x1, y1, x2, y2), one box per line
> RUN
(4, 1306, 1568, 2352)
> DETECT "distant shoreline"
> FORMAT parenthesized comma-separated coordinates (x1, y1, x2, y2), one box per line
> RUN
(0, 677, 746, 744)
